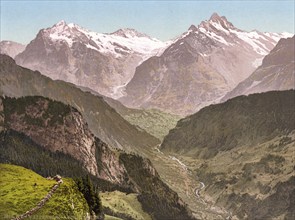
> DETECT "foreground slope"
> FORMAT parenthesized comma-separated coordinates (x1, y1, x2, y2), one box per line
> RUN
(0, 96, 194, 220)
(161, 90, 295, 219)
(223, 36, 295, 101)
(0, 164, 89, 219)
(0, 54, 159, 151)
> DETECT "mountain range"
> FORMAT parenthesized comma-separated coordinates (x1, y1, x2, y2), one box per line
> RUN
(1, 11, 294, 219)
(1, 13, 292, 115)
(14, 20, 170, 99)
(120, 13, 292, 115)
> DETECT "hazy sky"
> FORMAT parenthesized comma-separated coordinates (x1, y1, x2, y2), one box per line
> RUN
(1, 0, 294, 44)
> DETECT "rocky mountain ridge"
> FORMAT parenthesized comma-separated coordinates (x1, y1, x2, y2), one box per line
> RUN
(222, 35, 295, 101)
(0, 41, 26, 58)
(120, 13, 292, 115)
(15, 20, 170, 99)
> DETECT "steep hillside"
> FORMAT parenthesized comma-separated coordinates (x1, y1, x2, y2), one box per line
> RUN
(1, 96, 130, 185)
(0, 96, 194, 220)
(160, 90, 295, 219)
(161, 90, 295, 158)
(101, 191, 152, 220)
(120, 13, 291, 115)
(0, 164, 89, 219)
(223, 36, 295, 101)
(0, 54, 160, 151)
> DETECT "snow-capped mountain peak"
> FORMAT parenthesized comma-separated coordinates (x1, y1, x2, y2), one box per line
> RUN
(42, 20, 169, 58)
(111, 28, 151, 39)
(15, 20, 172, 99)
(180, 13, 293, 57)
(198, 13, 236, 33)
(54, 20, 67, 26)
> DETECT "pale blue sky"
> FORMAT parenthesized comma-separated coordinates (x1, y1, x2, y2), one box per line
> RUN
(1, 0, 294, 44)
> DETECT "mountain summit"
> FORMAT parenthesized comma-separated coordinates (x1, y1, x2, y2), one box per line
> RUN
(120, 13, 292, 115)
(15, 20, 171, 99)
(111, 28, 152, 39)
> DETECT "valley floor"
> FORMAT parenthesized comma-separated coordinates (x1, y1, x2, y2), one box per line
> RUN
(139, 145, 231, 219)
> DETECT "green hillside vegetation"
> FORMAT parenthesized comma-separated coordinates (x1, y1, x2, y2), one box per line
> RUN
(75, 176, 103, 217)
(105, 215, 123, 220)
(0, 130, 88, 178)
(105, 97, 181, 140)
(0, 164, 89, 219)
(101, 191, 151, 220)
(186, 132, 295, 219)
(162, 90, 295, 158)
(123, 109, 181, 140)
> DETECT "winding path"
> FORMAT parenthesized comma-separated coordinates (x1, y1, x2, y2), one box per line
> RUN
(12, 175, 63, 220)
(195, 181, 205, 198)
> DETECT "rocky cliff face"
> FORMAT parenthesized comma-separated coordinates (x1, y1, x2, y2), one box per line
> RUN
(2, 96, 99, 177)
(120, 13, 292, 115)
(222, 36, 295, 101)
(1, 96, 134, 185)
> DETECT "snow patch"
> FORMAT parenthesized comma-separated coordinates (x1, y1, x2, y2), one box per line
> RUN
(252, 57, 264, 68)
(210, 20, 230, 34)
(230, 29, 269, 55)
(247, 80, 261, 91)
(49, 33, 73, 47)
(47, 21, 171, 58)
(199, 27, 231, 46)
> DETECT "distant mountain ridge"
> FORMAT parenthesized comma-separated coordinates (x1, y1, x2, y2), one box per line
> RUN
(0, 41, 26, 58)
(8, 14, 292, 114)
(15, 20, 171, 99)
(222, 35, 295, 101)
(120, 13, 292, 115)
